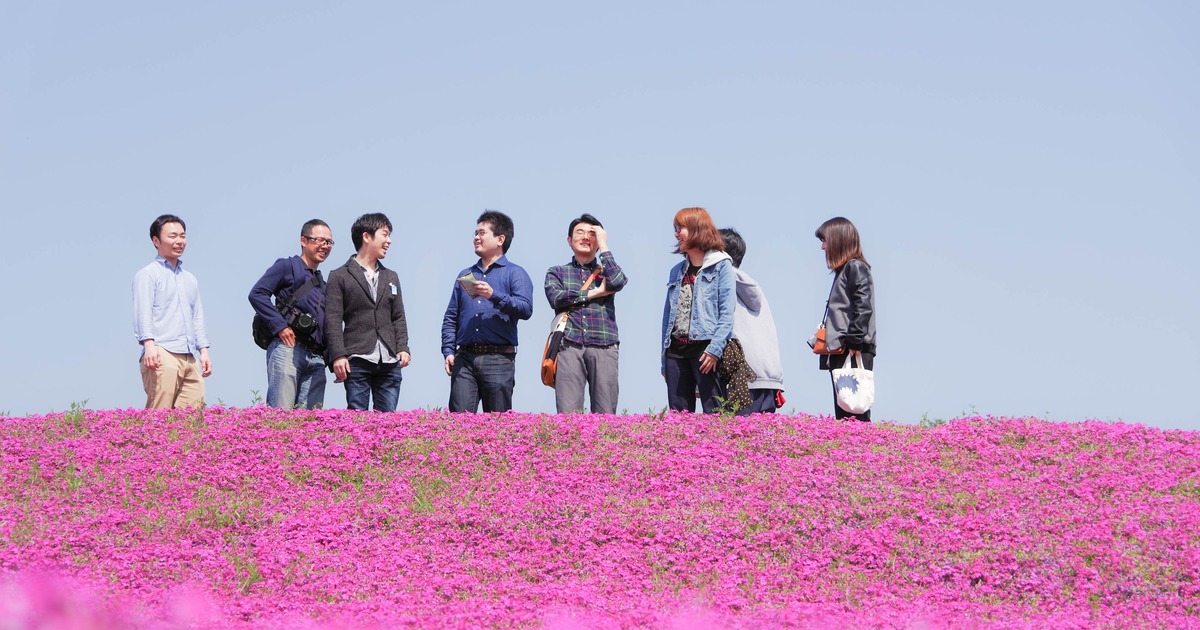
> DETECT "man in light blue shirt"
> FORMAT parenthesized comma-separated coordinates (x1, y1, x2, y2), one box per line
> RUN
(132, 214, 212, 408)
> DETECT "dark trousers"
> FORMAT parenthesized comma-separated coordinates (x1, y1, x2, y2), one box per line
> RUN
(826, 351, 874, 422)
(664, 354, 725, 414)
(344, 357, 402, 412)
(736, 389, 779, 416)
(449, 352, 516, 412)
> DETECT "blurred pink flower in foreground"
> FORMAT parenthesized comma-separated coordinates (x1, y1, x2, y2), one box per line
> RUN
(1, 407, 1198, 628)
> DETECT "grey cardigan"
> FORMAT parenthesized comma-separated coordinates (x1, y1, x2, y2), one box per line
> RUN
(324, 256, 410, 363)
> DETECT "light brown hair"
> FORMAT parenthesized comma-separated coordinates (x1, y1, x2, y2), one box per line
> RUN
(815, 216, 870, 271)
(673, 207, 725, 254)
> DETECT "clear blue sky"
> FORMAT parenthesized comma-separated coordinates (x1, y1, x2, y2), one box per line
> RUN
(2, 2, 1197, 429)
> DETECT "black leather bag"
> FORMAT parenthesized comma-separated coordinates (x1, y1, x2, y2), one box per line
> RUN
(252, 314, 275, 350)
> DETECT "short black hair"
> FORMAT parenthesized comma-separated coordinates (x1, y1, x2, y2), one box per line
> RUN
(350, 213, 392, 251)
(150, 214, 186, 240)
(719, 227, 746, 268)
(478, 210, 514, 253)
(567, 213, 603, 237)
(301, 219, 329, 237)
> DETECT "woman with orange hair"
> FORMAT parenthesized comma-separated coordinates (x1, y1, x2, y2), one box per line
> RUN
(661, 207, 737, 413)
(815, 217, 876, 421)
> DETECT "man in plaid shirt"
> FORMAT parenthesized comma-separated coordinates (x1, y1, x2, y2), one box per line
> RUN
(544, 213, 628, 414)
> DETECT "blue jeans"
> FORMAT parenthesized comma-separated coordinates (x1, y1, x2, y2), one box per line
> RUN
(266, 339, 327, 409)
(344, 357, 403, 412)
(449, 352, 515, 412)
(664, 354, 725, 413)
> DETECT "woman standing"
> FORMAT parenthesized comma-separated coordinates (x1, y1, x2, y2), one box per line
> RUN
(816, 217, 876, 421)
(661, 207, 737, 413)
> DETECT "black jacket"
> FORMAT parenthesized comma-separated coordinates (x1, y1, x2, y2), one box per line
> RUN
(325, 256, 409, 365)
(820, 258, 875, 369)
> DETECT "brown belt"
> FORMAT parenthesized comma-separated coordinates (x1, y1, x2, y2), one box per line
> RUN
(460, 344, 517, 355)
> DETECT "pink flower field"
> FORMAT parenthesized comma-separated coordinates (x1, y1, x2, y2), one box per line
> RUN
(1, 407, 1198, 628)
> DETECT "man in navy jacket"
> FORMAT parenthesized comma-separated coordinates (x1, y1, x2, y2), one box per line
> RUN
(248, 219, 333, 409)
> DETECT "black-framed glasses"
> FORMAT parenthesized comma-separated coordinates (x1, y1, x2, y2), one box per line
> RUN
(303, 236, 335, 247)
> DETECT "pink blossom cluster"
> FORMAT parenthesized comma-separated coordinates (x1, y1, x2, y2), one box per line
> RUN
(1, 407, 1198, 628)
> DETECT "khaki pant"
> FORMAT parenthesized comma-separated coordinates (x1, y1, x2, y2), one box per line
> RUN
(140, 346, 205, 409)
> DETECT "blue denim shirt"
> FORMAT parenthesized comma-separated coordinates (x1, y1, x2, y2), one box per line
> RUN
(441, 255, 535, 356)
(660, 252, 736, 372)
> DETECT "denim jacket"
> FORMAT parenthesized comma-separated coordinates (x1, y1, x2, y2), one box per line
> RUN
(660, 251, 736, 372)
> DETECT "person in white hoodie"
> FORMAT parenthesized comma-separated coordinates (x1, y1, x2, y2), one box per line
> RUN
(661, 207, 737, 413)
(719, 228, 785, 414)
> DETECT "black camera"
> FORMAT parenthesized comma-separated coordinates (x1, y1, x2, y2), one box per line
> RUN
(286, 309, 318, 337)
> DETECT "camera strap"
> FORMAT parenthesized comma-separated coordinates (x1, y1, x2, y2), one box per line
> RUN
(276, 270, 324, 316)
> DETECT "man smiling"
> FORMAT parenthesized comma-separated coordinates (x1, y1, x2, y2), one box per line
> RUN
(441, 210, 534, 412)
(248, 219, 333, 409)
(132, 214, 211, 409)
(325, 213, 411, 412)
(544, 213, 627, 414)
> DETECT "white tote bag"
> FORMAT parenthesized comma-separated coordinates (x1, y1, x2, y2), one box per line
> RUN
(832, 353, 874, 415)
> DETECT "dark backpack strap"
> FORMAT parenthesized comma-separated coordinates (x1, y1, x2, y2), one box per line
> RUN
(278, 270, 323, 313)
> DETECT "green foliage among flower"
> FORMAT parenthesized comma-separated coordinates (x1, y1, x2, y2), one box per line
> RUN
(1, 407, 1198, 627)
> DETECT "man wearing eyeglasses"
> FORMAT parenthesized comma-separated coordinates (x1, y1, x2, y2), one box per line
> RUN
(544, 213, 627, 414)
(248, 219, 334, 409)
(441, 210, 534, 412)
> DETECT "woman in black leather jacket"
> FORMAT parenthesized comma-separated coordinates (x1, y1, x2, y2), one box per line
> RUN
(816, 217, 876, 421)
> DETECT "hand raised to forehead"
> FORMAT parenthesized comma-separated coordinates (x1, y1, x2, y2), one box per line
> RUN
(591, 225, 608, 252)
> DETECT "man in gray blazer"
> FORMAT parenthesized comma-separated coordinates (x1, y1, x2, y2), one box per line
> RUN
(325, 213, 411, 411)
